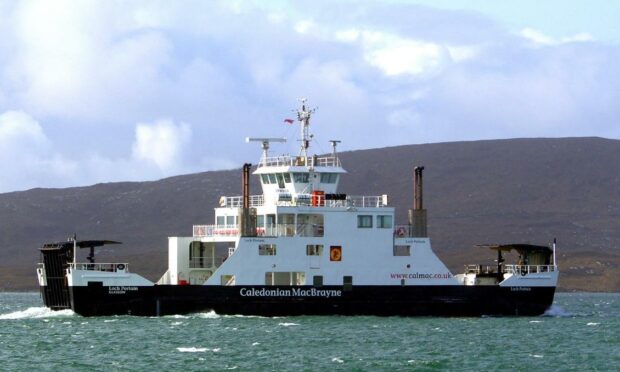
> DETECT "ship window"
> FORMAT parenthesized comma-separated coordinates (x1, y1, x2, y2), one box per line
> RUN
(306, 244, 323, 256)
(278, 214, 295, 236)
(393, 245, 411, 256)
(313, 275, 323, 286)
(266, 272, 306, 285)
(293, 173, 309, 183)
(268, 174, 277, 184)
(343, 275, 353, 291)
(297, 214, 324, 237)
(357, 215, 373, 228)
(320, 173, 338, 183)
(276, 173, 285, 188)
(257, 215, 264, 227)
(226, 216, 235, 226)
(259, 244, 276, 256)
(216, 216, 225, 226)
(283, 173, 292, 183)
(261, 174, 270, 184)
(221, 275, 235, 285)
(377, 215, 393, 228)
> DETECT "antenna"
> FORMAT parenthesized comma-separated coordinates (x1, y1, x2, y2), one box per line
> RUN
(329, 140, 341, 159)
(295, 99, 317, 162)
(245, 137, 286, 164)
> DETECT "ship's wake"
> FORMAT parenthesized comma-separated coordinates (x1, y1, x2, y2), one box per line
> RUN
(542, 305, 571, 317)
(0, 307, 74, 320)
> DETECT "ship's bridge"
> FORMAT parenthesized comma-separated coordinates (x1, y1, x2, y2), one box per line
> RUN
(253, 154, 346, 205)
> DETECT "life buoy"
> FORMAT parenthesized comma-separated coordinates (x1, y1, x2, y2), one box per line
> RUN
(330, 247, 342, 261)
(396, 227, 406, 237)
(116, 263, 125, 271)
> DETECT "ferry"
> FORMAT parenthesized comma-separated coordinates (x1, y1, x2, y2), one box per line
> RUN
(37, 100, 559, 316)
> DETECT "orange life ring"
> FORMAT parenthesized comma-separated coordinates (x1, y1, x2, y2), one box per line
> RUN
(330, 247, 342, 261)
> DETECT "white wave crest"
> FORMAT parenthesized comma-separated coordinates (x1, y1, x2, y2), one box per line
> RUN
(177, 347, 208, 353)
(331, 357, 344, 363)
(278, 322, 299, 327)
(197, 311, 220, 319)
(542, 305, 571, 317)
(586, 322, 599, 326)
(0, 307, 74, 320)
(177, 347, 220, 353)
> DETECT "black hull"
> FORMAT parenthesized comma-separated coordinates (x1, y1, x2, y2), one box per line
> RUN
(51, 284, 557, 317)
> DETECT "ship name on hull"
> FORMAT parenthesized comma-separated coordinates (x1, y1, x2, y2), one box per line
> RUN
(240, 287, 342, 298)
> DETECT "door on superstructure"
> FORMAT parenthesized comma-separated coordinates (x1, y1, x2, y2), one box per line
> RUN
(306, 244, 323, 269)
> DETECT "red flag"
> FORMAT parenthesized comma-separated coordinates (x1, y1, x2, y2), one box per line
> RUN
(284, 118, 294, 124)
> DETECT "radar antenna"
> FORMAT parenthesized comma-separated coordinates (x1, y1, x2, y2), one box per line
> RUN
(329, 140, 341, 159)
(245, 137, 287, 165)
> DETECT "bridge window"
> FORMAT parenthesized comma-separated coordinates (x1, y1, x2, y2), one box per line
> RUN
(320, 173, 338, 183)
(216, 216, 225, 226)
(261, 174, 270, 184)
(259, 244, 277, 256)
(268, 174, 277, 184)
(276, 173, 285, 188)
(283, 173, 292, 183)
(377, 215, 393, 228)
(306, 244, 323, 256)
(293, 173, 309, 183)
(357, 215, 373, 228)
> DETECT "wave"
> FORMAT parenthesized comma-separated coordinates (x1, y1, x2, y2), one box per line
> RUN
(278, 322, 299, 327)
(0, 307, 74, 320)
(542, 305, 572, 317)
(177, 347, 221, 353)
(197, 311, 220, 319)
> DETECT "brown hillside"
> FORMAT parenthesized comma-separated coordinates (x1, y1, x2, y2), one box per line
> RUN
(1, 137, 619, 291)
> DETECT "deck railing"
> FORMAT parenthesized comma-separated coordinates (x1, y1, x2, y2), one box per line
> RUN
(219, 194, 387, 208)
(189, 257, 223, 268)
(464, 264, 556, 275)
(503, 264, 556, 274)
(257, 155, 341, 168)
(69, 263, 129, 272)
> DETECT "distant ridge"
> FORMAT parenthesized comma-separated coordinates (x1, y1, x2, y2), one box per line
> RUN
(1, 137, 619, 291)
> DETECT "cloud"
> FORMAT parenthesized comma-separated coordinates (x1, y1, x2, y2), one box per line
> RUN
(0, 1, 618, 192)
(0, 110, 77, 191)
(132, 119, 192, 171)
(521, 28, 594, 46)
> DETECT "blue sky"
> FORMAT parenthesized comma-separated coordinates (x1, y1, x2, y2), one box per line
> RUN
(0, 0, 619, 192)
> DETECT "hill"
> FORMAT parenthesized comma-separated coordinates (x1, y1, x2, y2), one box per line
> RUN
(1, 137, 619, 291)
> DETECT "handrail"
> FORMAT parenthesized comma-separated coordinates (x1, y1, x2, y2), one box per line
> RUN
(218, 194, 388, 208)
(503, 264, 556, 274)
(68, 263, 129, 272)
(257, 155, 341, 168)
(189, 257, 224, 268)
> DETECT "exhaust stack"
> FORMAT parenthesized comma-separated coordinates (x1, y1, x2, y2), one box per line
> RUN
(408, 166, 428, 237)
(240, 163, 257, 237)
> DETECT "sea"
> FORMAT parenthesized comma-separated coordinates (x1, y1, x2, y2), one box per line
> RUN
(0, 292, 617, 371)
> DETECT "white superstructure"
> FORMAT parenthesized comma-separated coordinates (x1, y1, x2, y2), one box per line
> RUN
(160, 101, 472, 288)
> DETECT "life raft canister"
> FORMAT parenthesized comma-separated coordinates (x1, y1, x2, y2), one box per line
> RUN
(330, 246, 342, 261)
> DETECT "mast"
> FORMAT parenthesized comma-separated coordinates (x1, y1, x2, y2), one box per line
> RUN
(296, 98, 316, 164)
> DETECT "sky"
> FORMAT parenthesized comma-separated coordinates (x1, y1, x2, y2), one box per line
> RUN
(0, 0, 619, 192)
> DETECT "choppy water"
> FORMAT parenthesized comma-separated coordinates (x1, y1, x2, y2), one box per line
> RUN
(0, 292, 618, 371)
